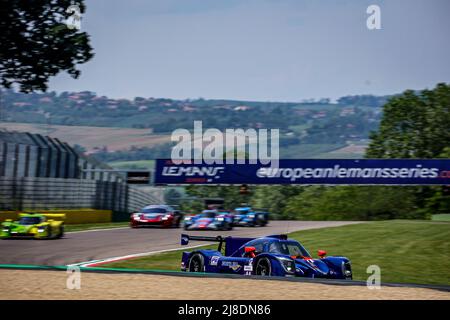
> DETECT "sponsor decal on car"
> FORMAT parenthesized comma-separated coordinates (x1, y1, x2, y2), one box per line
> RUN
(222, 261, 241, 271)
(210, 256, 220, 266)
(244, 265, 253, 274)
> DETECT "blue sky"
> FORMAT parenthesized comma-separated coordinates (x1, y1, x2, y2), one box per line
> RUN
(49, 0, 450, 101)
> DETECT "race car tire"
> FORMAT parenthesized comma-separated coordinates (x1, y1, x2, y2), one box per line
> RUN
(188, 253, 205, 272)
(46, 226, 52, 239)
(56, 225, 64, 239)
(183, 224, 189, 230)
(222, 222, 232, 231)
(174, 217, 181, 228)
(255, 257, 272, 276)
(256, 218, 265, 227)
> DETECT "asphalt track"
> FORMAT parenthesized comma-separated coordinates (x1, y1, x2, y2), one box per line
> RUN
(0, 221, 361, 266)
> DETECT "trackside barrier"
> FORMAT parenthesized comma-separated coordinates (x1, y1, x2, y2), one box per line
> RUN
(0, 209, 112, 224)
(0, 177, 164, 213)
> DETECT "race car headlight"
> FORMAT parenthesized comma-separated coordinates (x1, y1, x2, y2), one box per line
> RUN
(2, 228, 9, 232)
(248, 214, 255, 218)
(37, 226, 46, 232)
(278, 258, 295, 273)
(342, 261, 352, 276)
(184, 216, 191, 221)
(161, 215, 171, 221)
(217, 217, 224, 221)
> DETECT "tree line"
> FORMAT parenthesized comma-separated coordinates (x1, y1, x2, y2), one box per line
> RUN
(178, 84, 450, 220)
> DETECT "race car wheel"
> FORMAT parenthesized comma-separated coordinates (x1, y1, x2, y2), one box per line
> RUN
(188, 253, 205, 272)
(46, 226, 52, 239)
(222, 222, 232, 231)
(174, 217, 181, 228)
(255, 215, 262, 226)
(255, 258, 271, 276)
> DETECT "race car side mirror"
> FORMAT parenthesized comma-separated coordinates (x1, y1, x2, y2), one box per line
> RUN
(245, 246, 256, 253)
(318, 250, 327, 258)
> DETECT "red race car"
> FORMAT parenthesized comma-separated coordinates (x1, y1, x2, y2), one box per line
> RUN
(130, 205, 183, 228)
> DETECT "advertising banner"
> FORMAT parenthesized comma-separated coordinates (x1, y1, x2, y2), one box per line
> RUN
(154, 159, 450, 185)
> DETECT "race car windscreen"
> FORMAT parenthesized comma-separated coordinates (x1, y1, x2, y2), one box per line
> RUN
(268, 241, 311, 258)
(234, 209, 250, 215)
(19, 217, 42, 225)
(200, 211, 216, 218)
(141, 208, 167, 214)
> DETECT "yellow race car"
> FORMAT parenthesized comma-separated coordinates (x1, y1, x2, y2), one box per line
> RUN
(0, 213, 65, 239)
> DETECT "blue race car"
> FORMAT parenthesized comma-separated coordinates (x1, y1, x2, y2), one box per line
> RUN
(183, 210, 233, 231)
(232, 207, 269, 227)
(180, 234, 352, 279)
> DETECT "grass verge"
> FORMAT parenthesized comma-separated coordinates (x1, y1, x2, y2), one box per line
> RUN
(98, 220, 450, 286)
(108, 160, 155, 170)
(432, 214, 450, 222)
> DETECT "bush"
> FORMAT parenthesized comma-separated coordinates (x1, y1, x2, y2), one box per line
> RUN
(285, 186, 423, 220)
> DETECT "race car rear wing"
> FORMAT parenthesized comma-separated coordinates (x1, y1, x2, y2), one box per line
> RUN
(181, 234, 257, 256)
(18, 213, 66, 220)
(181, 234, 289, 257)
(181, 234, 226, 252)
(42, 214, 66, 220)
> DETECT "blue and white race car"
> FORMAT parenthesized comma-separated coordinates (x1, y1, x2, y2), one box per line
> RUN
(232, 207, 269, 227)
(180, 234, 352, 279)
(183, 210, 233, 231)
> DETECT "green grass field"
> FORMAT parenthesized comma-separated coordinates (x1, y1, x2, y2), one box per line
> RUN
(100, 220, 450, 285)
(281, 143, 345, 158)
(108, 160, 155, 170)
(432, 214, 450, 222)
(288, 220, 450, 285)
(288, 124, 312, 133)
(65, 222, 129, 232)
(313, 152, 362, 159)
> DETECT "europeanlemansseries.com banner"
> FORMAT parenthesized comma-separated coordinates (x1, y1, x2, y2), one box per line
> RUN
(154, 159, 450, 185)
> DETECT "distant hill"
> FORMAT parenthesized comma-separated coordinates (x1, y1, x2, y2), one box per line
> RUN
(0, 122, 170, 154)
(0, 90, 392, 163)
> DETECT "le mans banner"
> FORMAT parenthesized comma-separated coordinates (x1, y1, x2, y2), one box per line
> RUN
(154, 159, 450, 185)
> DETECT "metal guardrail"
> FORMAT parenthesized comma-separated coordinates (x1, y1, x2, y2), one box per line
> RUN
(0, 177, 163, 212)
(0, 131, 165, 213)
